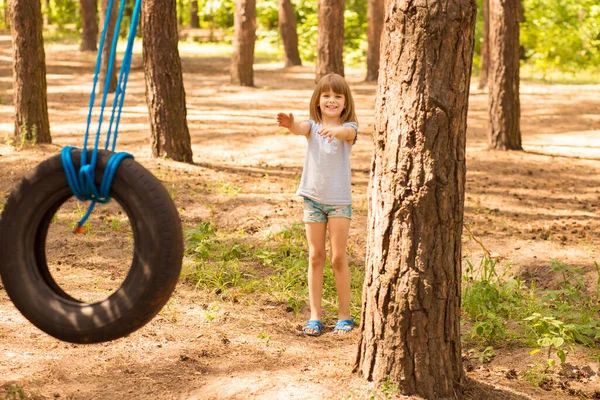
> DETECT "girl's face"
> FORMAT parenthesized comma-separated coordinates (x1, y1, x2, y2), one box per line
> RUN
(319, 90, 346, 120)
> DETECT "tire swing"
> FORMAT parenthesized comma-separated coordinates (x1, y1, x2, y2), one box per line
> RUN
(0, 0, 183, 344)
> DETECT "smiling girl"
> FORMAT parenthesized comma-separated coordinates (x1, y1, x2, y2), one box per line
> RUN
(276, 73, 358, 337)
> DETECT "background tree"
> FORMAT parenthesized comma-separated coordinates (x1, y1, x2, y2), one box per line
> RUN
(315, 0, 344, 81)
(365, 0, 383, 82)
(142, 0, 194, 162)
(43, 0, 51, 26)
(80, 0, 98, 52)
(354, 0, 476, 398)
(278, 0, 301, 67)
(190, 0, 200, 28)
(100, 0, 118, 93)
(8, 0, 51, 144)
(478, 0, 489, 89)
(230, 0, 256, 86)
(488, 0, 522, 150)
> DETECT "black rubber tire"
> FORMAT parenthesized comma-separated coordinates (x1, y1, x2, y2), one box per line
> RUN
(0, 149, 183, 344)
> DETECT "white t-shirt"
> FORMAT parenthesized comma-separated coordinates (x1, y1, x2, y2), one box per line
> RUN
(296, 120, 358, 205)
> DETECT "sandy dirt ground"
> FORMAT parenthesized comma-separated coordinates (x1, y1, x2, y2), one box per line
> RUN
(0, 33, 600, 399)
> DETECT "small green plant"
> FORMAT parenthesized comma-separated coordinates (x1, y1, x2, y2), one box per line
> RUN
(258, 330, 271, 346)
(379, 375, 401, 399)
(467, 346, 496, 363)
(110, 217, 121, 231)
(4, 384, 25, 400)
(522, 362, 552, 388)
(524, 313, 571, 369)
(30, 123, 38, 145)
(594, 261, 600, 304)
(218, 181, 241, 196)
(15, 120, 38, 148)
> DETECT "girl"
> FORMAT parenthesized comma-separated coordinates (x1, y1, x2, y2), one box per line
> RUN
(276, 73, 358, 336)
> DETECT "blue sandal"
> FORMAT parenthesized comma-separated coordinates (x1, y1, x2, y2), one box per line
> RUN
(333, 318, 354, 334)
(303, 320, 323, 337)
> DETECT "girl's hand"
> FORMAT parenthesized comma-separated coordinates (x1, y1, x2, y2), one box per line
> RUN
(277, 112, 294, 129)
(317, 126, 340, 143)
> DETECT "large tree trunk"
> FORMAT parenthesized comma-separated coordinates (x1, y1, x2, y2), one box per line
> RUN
(190, 0, 200, 28)
(478, 0, 489, 89)
(315, 0, 344, 81)
(9, 0, 51, 144)
(100, 0, 118, 94)
(230, 0, 256, 86)
(488, 0, 521, 150)
(80, 0, 98, 52)
(143, 0, 194, 163)
(278, 0, 301, 67)
(365, 0, 383, 82)
(354, 1, 476, 398)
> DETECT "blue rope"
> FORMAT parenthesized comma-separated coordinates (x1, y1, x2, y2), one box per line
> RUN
(62, 0, 142, 228)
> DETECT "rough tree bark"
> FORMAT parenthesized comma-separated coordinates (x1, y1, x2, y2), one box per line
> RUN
(9, 0, 51, 143)
(278, 0, 301, 67)
(354, 1, 477, 399)
(478, 0, 489, 89)
(230, 0, 256, 86)
(488, 0, 522, 150)
(80, 0, 98, 52)
(365, 0, 384, 82)
(315, 0, 344, 81)
(142, 0, 194, 162)
(100, 0, 118, 93)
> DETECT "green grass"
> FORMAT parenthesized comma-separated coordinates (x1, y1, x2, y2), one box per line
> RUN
(183, 221, 364, 321)
(520, 64, 600, 85)
(183, 220, 600, 370)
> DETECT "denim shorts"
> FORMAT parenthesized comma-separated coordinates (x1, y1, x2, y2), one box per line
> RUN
(302, 197, 352, 223)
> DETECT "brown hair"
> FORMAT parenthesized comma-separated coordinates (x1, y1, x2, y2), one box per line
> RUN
(309, 73, 358, 124)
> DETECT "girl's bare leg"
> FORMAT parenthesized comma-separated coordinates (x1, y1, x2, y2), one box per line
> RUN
(304, 222, 327, 334)
(328, 217, 352, 328)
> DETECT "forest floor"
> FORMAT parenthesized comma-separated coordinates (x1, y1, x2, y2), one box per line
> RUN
(1, 34, 600, 400)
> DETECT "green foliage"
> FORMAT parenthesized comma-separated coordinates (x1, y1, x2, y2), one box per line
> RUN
(462, 253, 527, 344)
(24, 0, 600, 78)
(521, 0, 600, 77)
(44, 0, 79, 30)
(202, 0, 235, 30)
(462, 231, 600, 368)
(256, 0, 279, 31)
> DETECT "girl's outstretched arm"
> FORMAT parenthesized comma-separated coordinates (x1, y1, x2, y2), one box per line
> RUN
(277, 112, 310, 138)
(317, 126, 356, 144)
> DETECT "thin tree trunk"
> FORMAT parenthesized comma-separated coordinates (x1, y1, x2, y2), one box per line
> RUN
(230, 0, 256, 86)
(354, 1, 476, 398)
(3, 3, 9, 28)
(478, 0, 489, 89)
(142, 0, 194, 162)
(488, 0, 522, 150)
(315, 0, 344, 81)
(43, 0, 51, 26)
(190, 0, 200, 28)
(100, 0, 118, 94)
(80, 0, 98, 52)
(8, 0, 51, 144)
(278, 0, 301, 67)
(365, 0, 384, 82)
